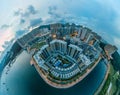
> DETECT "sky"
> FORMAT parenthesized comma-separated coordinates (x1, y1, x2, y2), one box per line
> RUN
(0, 0, 120, 52)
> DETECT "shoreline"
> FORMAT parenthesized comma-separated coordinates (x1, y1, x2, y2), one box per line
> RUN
(31, 56, 102, 89)
(0, 49, 23, 76)
(0, 49, 109, 90)
(94, 60, 110, 95)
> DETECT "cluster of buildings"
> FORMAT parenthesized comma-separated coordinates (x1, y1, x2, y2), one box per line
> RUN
(16, 22, 118, 81)
(17, 26, 50, 49)
(50, 23, 101, 46)
(50, 23, 102, 58)
(17, 23, 102, 51)
(0, 22, 118, 88)
(33, 39, 98, 79)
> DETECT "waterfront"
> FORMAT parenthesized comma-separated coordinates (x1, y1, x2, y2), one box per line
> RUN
(0, 51, 107, 95)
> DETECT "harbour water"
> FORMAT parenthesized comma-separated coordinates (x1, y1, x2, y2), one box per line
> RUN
(0, 51, 107, 95)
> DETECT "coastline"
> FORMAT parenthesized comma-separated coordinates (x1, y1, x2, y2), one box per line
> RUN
(31, 56, 102, 89)
(0, 49, 23, 76)
(94, 60, 110, 95)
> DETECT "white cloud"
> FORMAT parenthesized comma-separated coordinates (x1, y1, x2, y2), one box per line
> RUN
(0, 0, 120, 52)
(0, 28, 15, 51)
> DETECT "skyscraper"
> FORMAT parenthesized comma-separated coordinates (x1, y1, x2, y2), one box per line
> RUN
(80, 28, 87, 40)
(86, 34, 93, 43)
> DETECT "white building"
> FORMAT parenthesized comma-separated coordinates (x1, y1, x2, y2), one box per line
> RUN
(50, 40, 67, 54)
(68, 44, 82, 58)
(80, 54, 91, 66)
(33, 54, 49, 71)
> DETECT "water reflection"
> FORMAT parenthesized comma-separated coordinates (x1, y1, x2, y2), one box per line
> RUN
(0, 51, 107, 95)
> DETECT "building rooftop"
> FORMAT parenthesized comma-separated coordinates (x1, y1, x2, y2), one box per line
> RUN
(27, 23, 103, 88)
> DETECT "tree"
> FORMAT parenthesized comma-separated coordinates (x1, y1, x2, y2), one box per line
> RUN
(111, 51, 120, 71)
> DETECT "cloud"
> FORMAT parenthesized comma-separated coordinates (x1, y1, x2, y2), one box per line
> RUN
(0, 4, 41, 49)
(46, 5, 97, 26)
(27, 5, 37, 14)
(19, 18, 25, 24)
(114, 17, 120, 36)
(1, 24, 10, 29)
(1, 0, 120, 53)
(48, 6, 57, 15)
(14, 5, 37, 17)
(0, 28, 15, 51)
(14, 9, 23, 16)
(45, 5, 68, 23)
(29, 18, 43, 27)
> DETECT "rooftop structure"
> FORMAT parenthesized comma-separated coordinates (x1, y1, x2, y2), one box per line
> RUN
(18, 23, 105, 88)
(33, 39, 93, 79)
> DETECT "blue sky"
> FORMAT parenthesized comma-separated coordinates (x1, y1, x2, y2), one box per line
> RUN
(0, 0, 120, 52)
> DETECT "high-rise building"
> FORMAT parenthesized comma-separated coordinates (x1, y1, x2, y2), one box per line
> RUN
(50, 40, 67, 54)
(80, 28, 87, 40)
(69, 44, 76, 57)
(86, 33, 93, 43)
(104, 44, 118, 59)
(77, 26, 82, 38)
(50, 23, 62, 34)
(70, 23, 76, 34)
(68, 44, 82, 58)
(46, 35, 52, 45)
(50, 40, 56, 52)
